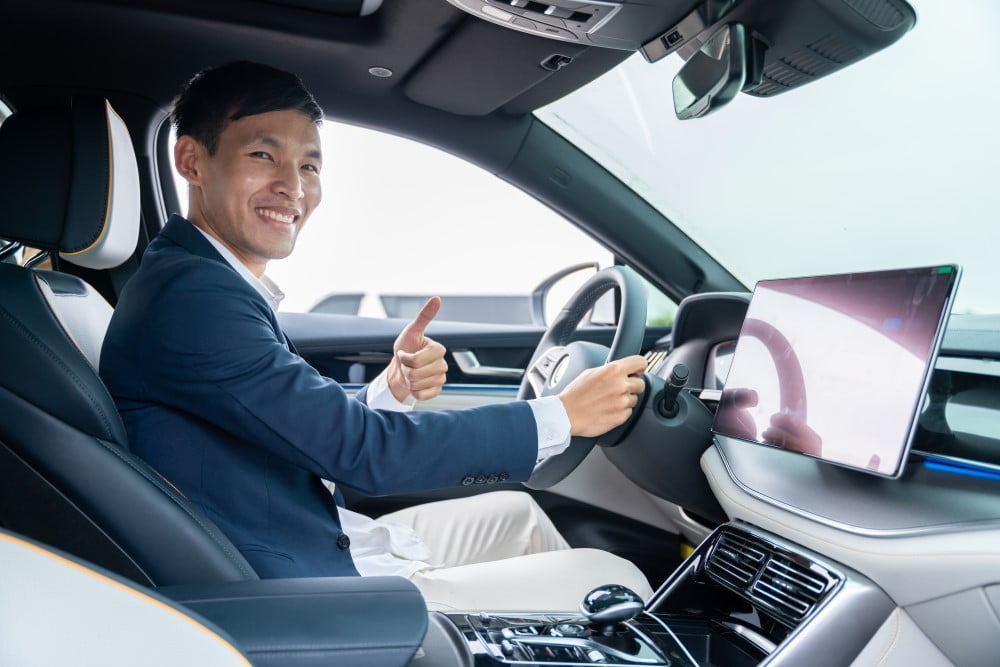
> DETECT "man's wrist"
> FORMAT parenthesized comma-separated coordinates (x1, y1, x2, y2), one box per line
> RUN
(368, 366, 416, 411)
(385, 356, 412, 403)
(529, 396, 572, 461)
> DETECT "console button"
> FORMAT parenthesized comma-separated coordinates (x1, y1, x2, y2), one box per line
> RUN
(544, 5, 574, 18)
(537, 24, 575, 40)
(552, 622, 588, 637)
(481, 5, 514, 21)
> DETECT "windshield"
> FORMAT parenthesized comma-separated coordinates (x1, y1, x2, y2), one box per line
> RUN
(535, 0, 999, 315)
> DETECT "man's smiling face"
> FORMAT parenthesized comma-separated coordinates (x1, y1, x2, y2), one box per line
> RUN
(177, 108, 322, 276)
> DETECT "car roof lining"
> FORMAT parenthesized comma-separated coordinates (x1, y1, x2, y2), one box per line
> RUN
(0, 0, 639, 119)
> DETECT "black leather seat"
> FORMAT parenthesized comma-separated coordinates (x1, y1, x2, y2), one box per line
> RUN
(0, 97, 257, 586)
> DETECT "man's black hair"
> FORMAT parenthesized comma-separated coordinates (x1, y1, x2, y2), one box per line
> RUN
(171, 61, 323, 154)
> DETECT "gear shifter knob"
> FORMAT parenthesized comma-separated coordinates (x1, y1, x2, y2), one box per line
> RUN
(580, 584, 645, 635)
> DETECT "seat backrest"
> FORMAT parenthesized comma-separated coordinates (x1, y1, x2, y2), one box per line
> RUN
(0, 528, 253, 666)
(0, 97, 257, 586)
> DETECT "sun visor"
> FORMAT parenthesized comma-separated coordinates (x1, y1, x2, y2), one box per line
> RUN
(404, 20, 587, 115)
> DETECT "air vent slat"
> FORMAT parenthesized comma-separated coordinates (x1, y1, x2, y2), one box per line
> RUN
(706, 534, 769, 588)
(764, 559, 827, 594)
(711, 559, 755, 584)
(752, 582, 811, 616)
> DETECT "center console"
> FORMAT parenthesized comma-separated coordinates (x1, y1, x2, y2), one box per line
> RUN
(437, 523, 892, 666)
(447, 610, 696, 665)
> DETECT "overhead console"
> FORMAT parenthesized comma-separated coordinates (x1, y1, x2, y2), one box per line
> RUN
(445, 0, 917, 119)
(443, 0, 687, 51)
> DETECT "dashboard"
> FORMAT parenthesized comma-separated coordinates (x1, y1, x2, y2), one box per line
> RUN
(621, 295, 1000, 666)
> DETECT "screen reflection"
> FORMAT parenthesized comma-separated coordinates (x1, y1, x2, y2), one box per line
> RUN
(713, 266, 958, 477)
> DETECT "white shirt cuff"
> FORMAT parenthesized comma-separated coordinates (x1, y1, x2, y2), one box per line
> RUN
(364, 369, 416, 411)
(528, 396, 572, 462)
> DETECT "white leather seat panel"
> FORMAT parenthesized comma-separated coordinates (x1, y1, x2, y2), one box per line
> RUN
(0, 532, 251, 667)
(36, 274, 113, 370)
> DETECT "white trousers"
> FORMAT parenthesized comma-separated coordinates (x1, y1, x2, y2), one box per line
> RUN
(378, 491, 654, 612)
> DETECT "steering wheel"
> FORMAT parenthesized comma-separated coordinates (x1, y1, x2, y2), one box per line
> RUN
(518, 265, 647, 489)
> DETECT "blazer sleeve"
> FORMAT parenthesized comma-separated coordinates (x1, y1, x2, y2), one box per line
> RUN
(135, 260, 537, 495)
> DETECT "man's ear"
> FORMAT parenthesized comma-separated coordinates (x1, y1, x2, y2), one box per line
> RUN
(174, 135, 204, 186)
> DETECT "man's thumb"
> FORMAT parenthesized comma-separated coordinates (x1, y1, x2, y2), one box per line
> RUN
(407, 296, 441, 337)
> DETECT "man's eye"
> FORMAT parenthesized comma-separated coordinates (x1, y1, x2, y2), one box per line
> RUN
(249, 151, 273, 160)
(303, 164, 320, 174)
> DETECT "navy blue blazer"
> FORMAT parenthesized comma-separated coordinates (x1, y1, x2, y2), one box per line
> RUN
(100, 215, 538, 578)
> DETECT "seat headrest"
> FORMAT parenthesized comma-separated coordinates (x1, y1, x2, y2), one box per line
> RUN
(0, 97, 140, 269)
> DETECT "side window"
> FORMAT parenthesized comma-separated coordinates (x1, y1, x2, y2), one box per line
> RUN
(171, 120, 677, 326)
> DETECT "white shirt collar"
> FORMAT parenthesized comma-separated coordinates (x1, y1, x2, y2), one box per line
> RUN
(188, 220, 285, 311)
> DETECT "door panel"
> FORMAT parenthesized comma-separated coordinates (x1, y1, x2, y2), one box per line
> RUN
(280, 311, 669, 385)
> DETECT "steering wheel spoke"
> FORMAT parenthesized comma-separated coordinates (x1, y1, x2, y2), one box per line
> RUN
(525, 346, 568, 398)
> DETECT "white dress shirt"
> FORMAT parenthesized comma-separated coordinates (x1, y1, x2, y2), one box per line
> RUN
(191, 221, 572, 576)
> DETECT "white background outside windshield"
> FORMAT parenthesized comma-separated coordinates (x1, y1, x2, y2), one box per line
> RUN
(536, 0, 1000, 315)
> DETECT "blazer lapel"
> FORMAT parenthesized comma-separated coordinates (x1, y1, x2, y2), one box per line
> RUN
(157, 215, 290, 347)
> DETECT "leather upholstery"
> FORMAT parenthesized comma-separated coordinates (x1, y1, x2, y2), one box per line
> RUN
(0, 99, 258, 586)
(35, 269, 113, 370)
(163, 577, 429, 667)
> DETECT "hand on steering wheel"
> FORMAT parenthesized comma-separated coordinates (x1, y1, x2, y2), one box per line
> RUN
(519, 266, 648, 489)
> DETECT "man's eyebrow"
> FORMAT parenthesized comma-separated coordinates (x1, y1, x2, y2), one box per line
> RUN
(249, 132, 282, 148)
(248, 132, 321, 161)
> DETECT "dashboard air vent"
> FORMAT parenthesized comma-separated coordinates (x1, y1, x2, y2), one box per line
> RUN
(751, 555, 829, 622)
(704, 529, 841, 626)
(706, 533, 767, 588)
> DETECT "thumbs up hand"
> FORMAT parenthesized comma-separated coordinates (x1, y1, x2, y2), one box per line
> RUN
(386, 296, 449, 403)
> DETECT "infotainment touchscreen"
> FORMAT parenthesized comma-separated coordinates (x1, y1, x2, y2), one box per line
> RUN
(712, 265, 960, 478)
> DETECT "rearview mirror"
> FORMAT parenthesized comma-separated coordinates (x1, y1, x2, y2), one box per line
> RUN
(672, 23, 747, 120)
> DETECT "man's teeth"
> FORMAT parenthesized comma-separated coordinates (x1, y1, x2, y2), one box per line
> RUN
(255, 208, 295, 224)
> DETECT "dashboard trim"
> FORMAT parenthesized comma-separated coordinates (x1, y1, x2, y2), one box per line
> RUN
(935, 356, 1000, 378)
(714, 438, 1000, 538)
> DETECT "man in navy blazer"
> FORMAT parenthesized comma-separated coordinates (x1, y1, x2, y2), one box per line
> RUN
(101, 61, 652, 610)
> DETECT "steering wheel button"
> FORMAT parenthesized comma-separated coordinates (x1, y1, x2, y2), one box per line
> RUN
(481, 5, 513, 21)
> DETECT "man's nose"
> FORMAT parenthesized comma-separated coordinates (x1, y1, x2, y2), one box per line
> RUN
(273, 163, 304, 200)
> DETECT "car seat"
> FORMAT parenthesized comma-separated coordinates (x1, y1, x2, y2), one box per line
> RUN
(0, 97, 257, 586)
